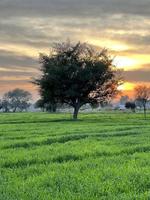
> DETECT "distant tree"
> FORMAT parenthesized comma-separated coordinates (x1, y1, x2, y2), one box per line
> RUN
(34, 99, 57, 112)
(44, 102, 57, 112)
(0, 99, 7, 111)
(135, 99, 143, 110)
(125, 101, 136, 112)
(34, 99, 45, 112)
(134, 85, 150, 119)
(90, 102, 100, 110)
(0, 97, 11, 112)
(119, 95, 129, 105)
(0, 100, 2, 110)
(1, 89, 32, 112)
(34, 41, 122, 120)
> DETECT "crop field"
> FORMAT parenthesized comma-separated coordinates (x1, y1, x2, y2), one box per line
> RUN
(0, 112, 150, 200)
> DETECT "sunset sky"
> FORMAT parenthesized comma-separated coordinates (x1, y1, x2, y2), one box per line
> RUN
(0, 0, 150, 99)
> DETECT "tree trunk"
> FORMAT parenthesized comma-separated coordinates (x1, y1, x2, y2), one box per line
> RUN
(52, 105, 57, 113)
(144, 106, 146, 119)
(73, 105, 80, 120)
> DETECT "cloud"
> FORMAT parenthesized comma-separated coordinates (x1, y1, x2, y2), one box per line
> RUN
(0, 50, 37, 69)
(0, 0, 150, 19)
(0, 0, 150, 96)
(123, 67, 150, 82)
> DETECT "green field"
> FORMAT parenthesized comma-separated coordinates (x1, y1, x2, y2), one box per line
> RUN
(0, 112, 150, 200)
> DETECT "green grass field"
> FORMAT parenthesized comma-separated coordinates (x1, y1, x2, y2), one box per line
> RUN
(0, 112, 150, 200)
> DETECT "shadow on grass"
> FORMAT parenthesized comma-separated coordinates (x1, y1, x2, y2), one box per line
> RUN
(121, 146, 150, 155)
(0, 118, 80, 125)
(4, 128, 143, 150)
(95, 131, 142, 138)
(95, 145, 150, 158)
(2, 145, 150, 169)
(4, 134, 89, 149)
(2, 154, 82, 169)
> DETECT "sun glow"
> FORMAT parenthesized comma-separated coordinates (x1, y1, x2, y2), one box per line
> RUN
(118, 82, 135, 91)
(113, 56, 139, 70)
(114, 53, 150, 70)
(88, 38, 130, 51)
(84, 38, 143, 71)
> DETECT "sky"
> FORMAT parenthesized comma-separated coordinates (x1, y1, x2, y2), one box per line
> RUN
(0, 0, 150, 99)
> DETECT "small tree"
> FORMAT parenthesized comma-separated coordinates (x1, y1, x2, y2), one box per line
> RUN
(0, 97, 11, 112)
(125, 101, 136, 112)
(119, 95, 129, 105)
(34, 99, 57, 112)
(0, 100, 2, 110)
(1, 89, 32, 112)
(34, 41, 122, 120)
(134, 85, 150, 119)
(35, 99, 45, 112)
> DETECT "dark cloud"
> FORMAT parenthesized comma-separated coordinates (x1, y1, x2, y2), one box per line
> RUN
(0, 0, 150, 18)
(124, 68, 150, 82)
(112, 33, 150, 47)
(0, 1, 149, 50)
(0, 50, 37, 69)
(0, 70, 35, 77)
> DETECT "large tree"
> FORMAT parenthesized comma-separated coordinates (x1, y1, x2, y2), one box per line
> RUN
(135, 85, 150, 119)
(34, 41, 121, 119)
(1, 88, 32, 112)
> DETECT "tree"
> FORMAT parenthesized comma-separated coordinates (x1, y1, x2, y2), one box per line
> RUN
(0, 100, 2, 110)
(34, 41, 122, 120)
(1, 89, 32, 112)
(119, 95, 129, 105)
(0, 96, 11, 112)
(134, 85, 150, 119)
(34, 99, 45, 112)
(34, 99, 57, 112)
(125, 101, 136, 112)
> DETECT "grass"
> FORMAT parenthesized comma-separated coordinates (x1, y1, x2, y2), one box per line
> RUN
(0, 111, 150, 200)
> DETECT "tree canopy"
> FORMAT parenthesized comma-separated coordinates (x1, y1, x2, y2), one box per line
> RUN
(0, 88, 32, 112)
(125, 101, 136, 112)
(134, 85, 150, 119)
(34, 41, 122, 119)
